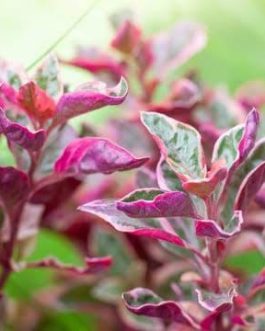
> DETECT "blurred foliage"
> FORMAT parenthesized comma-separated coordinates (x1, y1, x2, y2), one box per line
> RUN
(1, 0, 265, 329)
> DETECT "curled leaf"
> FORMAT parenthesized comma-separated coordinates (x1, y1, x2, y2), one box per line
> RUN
(54, 137, 149, 175)
(53, 77, 128, 125)
(123, 288, 199, 328)
(196, 288, 236, 313)
(195, 211, 243, 239)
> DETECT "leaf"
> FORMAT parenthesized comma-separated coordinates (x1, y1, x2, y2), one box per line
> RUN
(212, 125, 244, 168)
(0, 166, 30, 212)
(183, 164, 227, 199)
(18, 81, 56, 122)
(34, 54, 63, 98)
(222, 138, 265, 220)
(213, 109, 259, 170)
(117, 188, 198, 218)
(54, 137, 149, 175)
(156, 157, 182, 191)
(0, 109, 46, 151)
(37, 124, 77, 175)
(196, 288, 236, 312)
(195, 210, 243, 239)
(141, 112, 206, 181)
(63, 47, 125, 79)
(151, 21, 207, 78)
(111, 20, 141, 54)
(79, 200, 187, 248)
(123, 288, 199, 328)
(53, 77, 128, 125)
(235, 161, 265, 211)
(26, 256, 112, 275)
(5, 229, 83, 299)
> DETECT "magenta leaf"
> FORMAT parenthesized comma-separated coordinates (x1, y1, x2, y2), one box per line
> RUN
(0, 109, 46, 151)
(54, 137, 149, 175)
(195, 210, 243, 239)
(53, 77, 128, 125)
(0, 166, 30, 211)
(123, 288, 199, 328)
(117, 188, 198, 218)
(63, 47, 125, 79)
(79, 200, 187, 247)
(196, 288, 236, 312)
(235, 161, 265, 211)
(26, 256, 112, 274)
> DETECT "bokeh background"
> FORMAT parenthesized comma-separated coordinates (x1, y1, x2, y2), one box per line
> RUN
(1, 0, 265, 330)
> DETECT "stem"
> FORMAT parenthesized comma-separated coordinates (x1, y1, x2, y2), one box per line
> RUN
(0, 204, 25, 290)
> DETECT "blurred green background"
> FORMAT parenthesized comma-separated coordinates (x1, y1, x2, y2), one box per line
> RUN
(1, 0, 265, 329)
(1, 0, 265, 90)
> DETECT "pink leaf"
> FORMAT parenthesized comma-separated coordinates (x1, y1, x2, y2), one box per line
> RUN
(195, 210, 243, 239)
(54, 137, 149, 175)
(123, 288, 199, 328)
(117, 189, 198, 218)
(53, 77, 128, 125)
(0, 108, 46, 151)
(79, 200, 187, 248)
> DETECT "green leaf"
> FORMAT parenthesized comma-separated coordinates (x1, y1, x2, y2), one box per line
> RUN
(212, 124, 244, 167)
(34, 54, 63, 98)
(222, 138, 265, 220)
(141, 112, 206, 181)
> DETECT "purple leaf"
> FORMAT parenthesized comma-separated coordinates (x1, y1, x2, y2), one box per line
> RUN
(196, 288, 236, 313)
(54, 137, 149, 175)
(53, 77, 128, 125)
(0, 167, 30, 211)
(117, 189, 198, 218)
(79, 200, 187, 247)
(26, 256, 112, 274)
(195, 210, 243, 239)
(123, 288, 199, 328)
(0, 109, 46, 151)
(235, 161, 265, 211)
